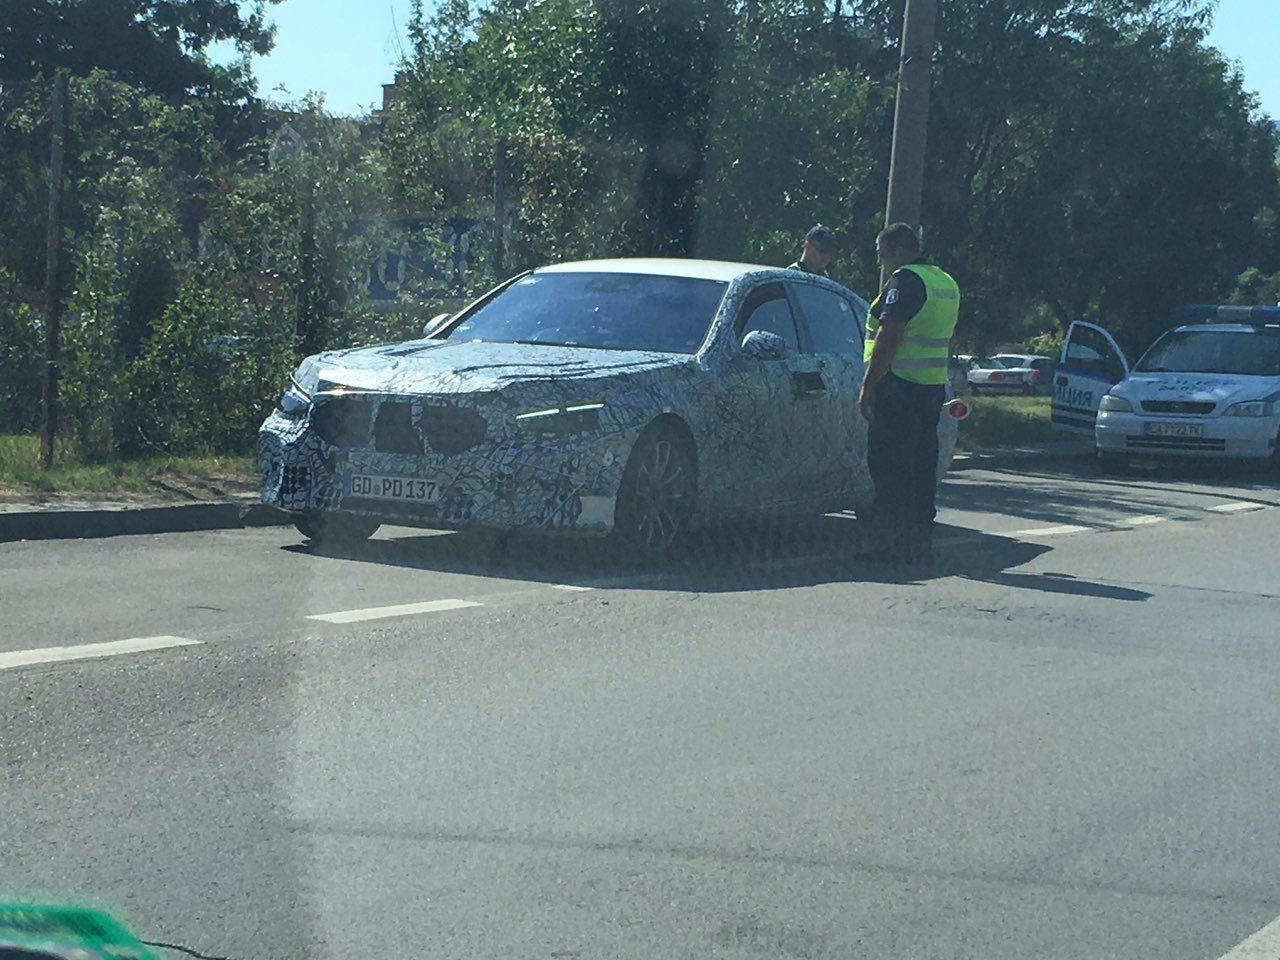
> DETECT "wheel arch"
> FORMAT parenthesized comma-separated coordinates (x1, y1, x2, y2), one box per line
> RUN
(625, 413, 700, 486)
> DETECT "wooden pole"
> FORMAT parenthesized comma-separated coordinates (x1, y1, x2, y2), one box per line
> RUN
(881, 0, 938, 284)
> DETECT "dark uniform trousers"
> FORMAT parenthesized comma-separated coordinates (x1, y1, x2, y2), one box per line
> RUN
(867, 372, 944, 545)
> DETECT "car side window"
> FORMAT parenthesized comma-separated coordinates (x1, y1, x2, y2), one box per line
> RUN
(790, 283, 865, 355)
(735, 283, 800, 353)
(1066, 326, 1125, 381)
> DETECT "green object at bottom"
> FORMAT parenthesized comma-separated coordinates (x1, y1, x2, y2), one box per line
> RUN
(0, 904, 158, 960)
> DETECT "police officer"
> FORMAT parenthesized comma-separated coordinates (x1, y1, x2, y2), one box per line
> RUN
(787, 224, 837, 276)
(858, 223, 960, 564)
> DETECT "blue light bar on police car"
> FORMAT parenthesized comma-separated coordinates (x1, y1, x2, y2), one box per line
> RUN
(1174, 304, 1280, 322)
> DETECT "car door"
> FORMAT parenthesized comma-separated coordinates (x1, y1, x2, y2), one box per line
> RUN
(787, 280, 867, 501)
(715, 281, 827, 509)
(1051, 321, 1129, 435)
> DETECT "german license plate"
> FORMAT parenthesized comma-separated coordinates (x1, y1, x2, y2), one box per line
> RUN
(346, 474, 439, 502)
(1144, 421, 1204, 438)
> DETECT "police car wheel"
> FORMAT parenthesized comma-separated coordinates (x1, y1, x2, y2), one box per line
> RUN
(1098, 451, 1130, 476)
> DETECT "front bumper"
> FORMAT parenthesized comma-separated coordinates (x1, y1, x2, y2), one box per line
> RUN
(1096, 411, 1279, 459)
(259, 408, 633, 534)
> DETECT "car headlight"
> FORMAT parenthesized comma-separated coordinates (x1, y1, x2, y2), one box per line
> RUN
(276, 357, 326, 417)
(278, 386, 311, 417)
(1225, 400, 1275, 418)
(1098, 394, 1133, 413)
(515, 401, 605, 434)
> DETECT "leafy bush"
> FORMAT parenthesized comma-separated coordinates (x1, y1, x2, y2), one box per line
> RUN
(1024, 330, 1064, 359)
(0, 270, 42, 434)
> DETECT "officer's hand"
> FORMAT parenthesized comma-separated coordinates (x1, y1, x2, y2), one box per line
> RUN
(858, 383, 875, 423)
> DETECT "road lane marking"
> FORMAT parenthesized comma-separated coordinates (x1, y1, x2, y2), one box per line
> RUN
(1122, 515, 1167, 526)
(1216, 913, 1280, 959)
(1005, 524, 1092, 537)
(552, 584, 595, 592)
(0, 636, 201, 671)
(306, 598, 482, 624)
(1209, 502, 1266, 513)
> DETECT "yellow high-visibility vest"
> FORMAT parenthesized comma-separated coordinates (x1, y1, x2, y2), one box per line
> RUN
(864, 263, 960, 385)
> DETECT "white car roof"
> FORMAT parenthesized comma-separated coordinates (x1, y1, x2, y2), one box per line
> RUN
(535, 258, 775, 282)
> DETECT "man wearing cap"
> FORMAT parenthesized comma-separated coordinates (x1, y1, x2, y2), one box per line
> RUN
(858, 222, 960, 565)
(788, 224, 837, 276)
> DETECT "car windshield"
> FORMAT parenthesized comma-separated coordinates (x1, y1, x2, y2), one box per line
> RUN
(978, 357, 1007, 368)
(1135, 328, 1280, 375)
(448, 272, 728, 354)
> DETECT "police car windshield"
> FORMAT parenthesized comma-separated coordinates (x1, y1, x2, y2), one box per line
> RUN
(448, 272, 728, 353)
(1136, 328, 1280, 376)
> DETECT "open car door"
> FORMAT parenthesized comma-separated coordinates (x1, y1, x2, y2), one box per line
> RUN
(1051, 321, 1129, 436)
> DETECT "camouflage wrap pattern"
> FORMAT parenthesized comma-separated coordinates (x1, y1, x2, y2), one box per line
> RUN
(259, 266, 959, 535)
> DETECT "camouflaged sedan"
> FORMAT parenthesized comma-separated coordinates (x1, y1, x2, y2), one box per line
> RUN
(258, 259, 963, 555)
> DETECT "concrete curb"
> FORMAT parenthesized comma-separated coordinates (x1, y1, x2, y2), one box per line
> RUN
(1, 440, 1093, 543)
(0, 499, 292, 543)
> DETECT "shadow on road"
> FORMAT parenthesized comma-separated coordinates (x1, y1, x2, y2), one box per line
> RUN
(279, 515, 1096, 598)
(961, 570, 1152, 603)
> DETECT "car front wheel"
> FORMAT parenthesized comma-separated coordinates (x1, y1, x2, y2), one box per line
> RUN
(293, 511, 380, 546)
(613, 425, 697, 558)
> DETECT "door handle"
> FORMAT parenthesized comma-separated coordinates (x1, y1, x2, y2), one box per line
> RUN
(1055, 376, 1068, 386)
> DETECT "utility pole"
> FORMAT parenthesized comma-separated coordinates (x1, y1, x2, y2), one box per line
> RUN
(40, 73, 68, 470)
(493, 136, 508, 275)
(883, 0, 938, 237)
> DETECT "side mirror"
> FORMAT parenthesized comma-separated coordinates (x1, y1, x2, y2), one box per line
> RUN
(422, 312, 451, 338)
(741, 329, 790, 361)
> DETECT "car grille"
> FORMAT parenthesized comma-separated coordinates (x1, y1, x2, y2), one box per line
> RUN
(421, 404, 488, 454)
(374, 401, 423, 455)
(314, 396, 487, 454)
(1140, 400, 1216, 415)
(312, 396, 375, 448)
(1126, 436, 1226, 451)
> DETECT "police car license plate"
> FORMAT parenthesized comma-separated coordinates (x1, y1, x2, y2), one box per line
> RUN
(1144, 422, 1204, 438)
(346, 474, 439, 502)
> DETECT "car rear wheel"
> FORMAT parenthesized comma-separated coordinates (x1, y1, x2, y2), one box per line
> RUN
(613, 425, 697, 558)
(1098, 450, 1130, 475)
(293, 511, 380, 546)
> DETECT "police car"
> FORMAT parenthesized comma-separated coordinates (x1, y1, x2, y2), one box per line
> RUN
(1050, 306, 1280, 473)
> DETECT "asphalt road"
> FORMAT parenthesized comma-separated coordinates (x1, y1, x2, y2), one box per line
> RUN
(3, 455, 1280, 960)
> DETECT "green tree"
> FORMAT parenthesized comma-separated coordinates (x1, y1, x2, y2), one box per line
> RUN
(1228, 266, 1280, 306)
(924, 0, 1280, 353)
(0, 0, 278, 99)
(388, 0, 1280, 356)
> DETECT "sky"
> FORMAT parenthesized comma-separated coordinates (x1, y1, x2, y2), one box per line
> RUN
(231, 0, 1279, 120)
